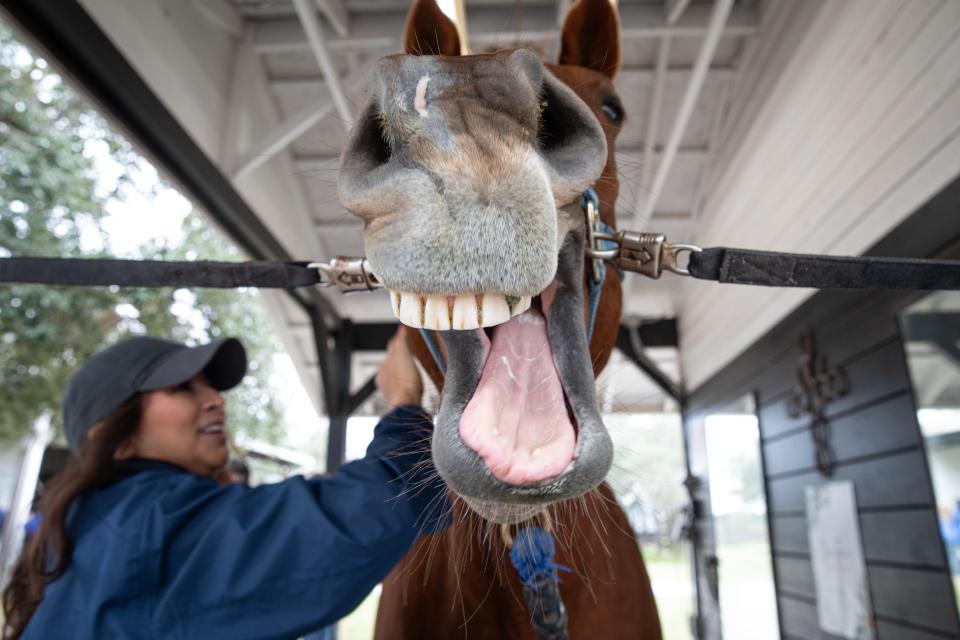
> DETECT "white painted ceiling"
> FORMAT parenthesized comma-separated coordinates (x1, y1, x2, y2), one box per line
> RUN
(224, 0, 756, 414)
(74, 0, 960, 414)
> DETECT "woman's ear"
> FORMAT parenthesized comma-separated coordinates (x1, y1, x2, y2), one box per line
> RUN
(113, 438, 137, 460)
(87, 422, 135, 459)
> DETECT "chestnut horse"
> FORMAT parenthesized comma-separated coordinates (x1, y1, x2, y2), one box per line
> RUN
(338, 1, 662, 637)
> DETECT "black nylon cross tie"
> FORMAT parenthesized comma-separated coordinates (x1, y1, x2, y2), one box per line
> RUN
(0, 257, 320, 289)
(688, 247, 960, 290)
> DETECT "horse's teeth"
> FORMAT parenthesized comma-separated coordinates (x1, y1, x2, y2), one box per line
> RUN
(481, 294, 510, 327)
(398, 293, 424, 328)
(511, 296, 532, 316)
(452, 295, 480, 330)
(387, 291, 533, 330)
(390, 291, 401, 317)
(423, 295, 451, 331)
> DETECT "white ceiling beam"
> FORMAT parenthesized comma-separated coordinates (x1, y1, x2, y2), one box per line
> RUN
(187, 0, 243, 38)
(692, 76, 732, 220)
(556, 0, 572, 26)
(270, 64, 736, 90)
(666, 0, 694, 27)
(220, 27, 257, 171)
(315, 0, 350, 38)
(292, 0, 355, 131)
(641, 35, 671, 201)
(232, 64, 371, 180)
(253, 4, 758, 54)
(232, 104, 333, 181)
(637, 0, 736, 224)
(449, 0, 471, 54)
(242, 35, 330, 261)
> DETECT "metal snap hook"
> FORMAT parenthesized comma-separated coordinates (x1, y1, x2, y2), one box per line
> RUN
(661, 243, 702, 276)
(307, 257, 382, 292)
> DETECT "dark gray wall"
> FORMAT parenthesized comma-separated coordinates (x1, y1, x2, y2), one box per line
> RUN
(683, 176, 960, 639)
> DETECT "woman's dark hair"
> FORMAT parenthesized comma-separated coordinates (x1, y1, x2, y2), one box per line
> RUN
(2, 395, 143, 640)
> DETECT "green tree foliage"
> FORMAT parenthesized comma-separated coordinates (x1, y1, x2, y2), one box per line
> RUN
(0, 22, 288, 445)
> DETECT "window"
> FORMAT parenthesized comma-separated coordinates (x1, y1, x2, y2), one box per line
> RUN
(901, 291, 960, 612)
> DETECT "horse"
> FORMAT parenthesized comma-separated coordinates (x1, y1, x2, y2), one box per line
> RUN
(337, 0, 662, 637)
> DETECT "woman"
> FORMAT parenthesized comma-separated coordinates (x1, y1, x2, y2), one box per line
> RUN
(2, 331, 446, 639)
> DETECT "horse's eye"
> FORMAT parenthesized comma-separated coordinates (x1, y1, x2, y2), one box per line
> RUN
(601, 98, 623, 124)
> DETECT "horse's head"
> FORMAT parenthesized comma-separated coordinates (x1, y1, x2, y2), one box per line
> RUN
(339, 0, 624, 523)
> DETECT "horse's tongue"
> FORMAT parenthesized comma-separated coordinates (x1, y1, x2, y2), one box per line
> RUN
(459, 308, 576, 485)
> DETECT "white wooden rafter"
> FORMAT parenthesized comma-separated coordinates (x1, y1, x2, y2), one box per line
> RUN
(220, 26, 257, 173)
(556, 0, 572, 26)
(292, 0, 355, 131)
(641, 35, 671, 198)
(252, 4, 758, 55)
(666, 0, 694, 28)
(187, 0, 243, 38)
(315, 0, 350, 38)
(238, 29, 330, 261)
(231, 62, 372, 181)
(636, 0, 736, 224)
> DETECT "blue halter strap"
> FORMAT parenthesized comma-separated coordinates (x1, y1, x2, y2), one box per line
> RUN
(582, 186, 621, 342)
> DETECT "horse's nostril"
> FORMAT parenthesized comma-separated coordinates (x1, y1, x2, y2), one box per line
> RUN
(348, 101, 391, 168)
(537, 81, 575, 154)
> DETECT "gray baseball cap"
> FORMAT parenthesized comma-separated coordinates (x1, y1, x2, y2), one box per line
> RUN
(63, 336, 247, 450)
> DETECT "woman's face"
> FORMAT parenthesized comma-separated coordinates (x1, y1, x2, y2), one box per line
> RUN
(122, 373, 229, 477)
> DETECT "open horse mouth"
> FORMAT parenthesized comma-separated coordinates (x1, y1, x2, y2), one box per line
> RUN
(386, 226, 612, 523)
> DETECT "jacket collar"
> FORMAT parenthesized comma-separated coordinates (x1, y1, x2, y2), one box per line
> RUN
(114, 457, 193, 478)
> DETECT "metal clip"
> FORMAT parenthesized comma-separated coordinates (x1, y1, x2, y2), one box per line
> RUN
(586, 230, 702, 279)
(581, 187, 603, 282)
(661, 242, 702, 277)
(307, 256, 382, 293)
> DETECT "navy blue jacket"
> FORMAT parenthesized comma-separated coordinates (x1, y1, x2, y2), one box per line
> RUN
(23, 405, 447, 640)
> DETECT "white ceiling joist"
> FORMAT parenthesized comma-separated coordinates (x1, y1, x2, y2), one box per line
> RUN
(242, 34, 330, 261)
(666, 0, 695, 28)
(220, 27, 257, 173)
(642, 35, 671, 197)
(270, 65, 736, 90)
(292, 0, 355, 130)
(556, 0, 572, 27)
(232, 103, 333, 180)
(636, 0, 736, 224)
(187, 0, 243, 38)
(315, 0, 350, 38)
(637, 0, 694, 217)
(231, 64, 371, 180)
(253, 4, 758, 55)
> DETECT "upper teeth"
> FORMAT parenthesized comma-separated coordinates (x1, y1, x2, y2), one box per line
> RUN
(201, 424, 224, 434)
(388, 292, 531, 330)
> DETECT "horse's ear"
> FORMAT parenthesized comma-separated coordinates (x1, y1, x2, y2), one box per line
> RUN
(559, 0, 621, 78)
(404, 0, 461, 56)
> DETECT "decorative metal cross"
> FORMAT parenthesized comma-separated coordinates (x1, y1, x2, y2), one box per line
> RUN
(786, 329, 849, 476)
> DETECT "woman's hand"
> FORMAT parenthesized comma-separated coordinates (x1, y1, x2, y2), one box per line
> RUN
(376, 327, 423, 407)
